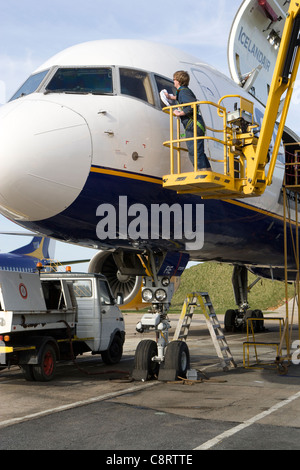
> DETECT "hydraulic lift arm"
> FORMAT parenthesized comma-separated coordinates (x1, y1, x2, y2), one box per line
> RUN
(245, 0, 300, 195)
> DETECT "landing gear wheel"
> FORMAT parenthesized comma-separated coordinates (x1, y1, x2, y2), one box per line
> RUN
(245, 309, 263, 333)
(32, 344, 57, 382)
(132, 340, 159, 381)
(224, 309, 237, 332)
(252, 309, 264, 332)
(101, 335, 123, 365)
(158, 340, 190, 381)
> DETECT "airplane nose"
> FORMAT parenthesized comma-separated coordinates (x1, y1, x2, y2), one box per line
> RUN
(0, 99, 92, 221)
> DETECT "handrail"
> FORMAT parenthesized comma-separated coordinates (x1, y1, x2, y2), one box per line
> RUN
(217, 94, 254, 123)
(163, 100, 227, 174)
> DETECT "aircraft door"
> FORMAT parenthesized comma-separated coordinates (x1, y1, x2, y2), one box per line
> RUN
(115, 67, 157, 175)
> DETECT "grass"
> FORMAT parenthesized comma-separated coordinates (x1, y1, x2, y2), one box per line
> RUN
(169, 262, 294, 315)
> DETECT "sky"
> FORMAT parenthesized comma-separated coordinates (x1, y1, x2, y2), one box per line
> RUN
(0, 0, 298, 270)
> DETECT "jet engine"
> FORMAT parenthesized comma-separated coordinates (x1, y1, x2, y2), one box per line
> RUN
(88, 250, 145, 308)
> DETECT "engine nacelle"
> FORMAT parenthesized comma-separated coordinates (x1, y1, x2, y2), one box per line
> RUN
(88, 250, 144, 308)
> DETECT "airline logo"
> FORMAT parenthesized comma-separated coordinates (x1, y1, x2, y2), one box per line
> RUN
(238, 26, 271, 72)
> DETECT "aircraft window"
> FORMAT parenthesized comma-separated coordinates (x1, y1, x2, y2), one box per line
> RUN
(154, 75, 176, 108)
(45, 68, 113, 94)
(9, 69, 50, 101)
(120, 68, 154, 105)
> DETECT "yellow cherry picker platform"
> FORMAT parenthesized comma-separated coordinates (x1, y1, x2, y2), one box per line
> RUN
(163, 0, 300, 201)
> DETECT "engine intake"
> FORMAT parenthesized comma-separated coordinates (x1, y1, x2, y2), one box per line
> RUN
(88, 251, 144, 306)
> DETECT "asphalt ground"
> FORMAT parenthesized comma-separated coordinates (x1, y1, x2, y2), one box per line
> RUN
(0, 304, 299, 452)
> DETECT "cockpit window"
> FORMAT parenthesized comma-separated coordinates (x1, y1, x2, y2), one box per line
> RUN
(154, 75, 176, 108)
(9, 69, 50, 101)
(120, 68, 154, 105)
(45, 67, 113, 94)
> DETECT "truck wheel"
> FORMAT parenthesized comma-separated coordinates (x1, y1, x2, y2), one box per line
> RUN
(19, 365, 35, 381)
(101, 334, 123, 365)
(32, 344, 57, 382)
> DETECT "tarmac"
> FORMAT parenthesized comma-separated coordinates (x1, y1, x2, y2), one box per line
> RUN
(0, 299, 300, 450)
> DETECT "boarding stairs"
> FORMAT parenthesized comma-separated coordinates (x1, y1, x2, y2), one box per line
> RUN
(162, 1, 300, 201)
(173, 292, 236, 371)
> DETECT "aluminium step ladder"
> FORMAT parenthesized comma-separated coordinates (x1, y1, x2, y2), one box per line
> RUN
(173, 292, 237, 371)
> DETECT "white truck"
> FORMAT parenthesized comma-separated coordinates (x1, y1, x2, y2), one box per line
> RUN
(0, 271, 125, 381)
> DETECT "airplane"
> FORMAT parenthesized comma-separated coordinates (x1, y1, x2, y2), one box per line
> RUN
(0, 0, 299, 378)
(0, 234, 56, 273)
(0, 233, 93, 274)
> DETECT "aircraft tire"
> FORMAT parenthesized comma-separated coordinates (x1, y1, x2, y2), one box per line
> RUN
(132, 339, 159, 381)
(252, 309, 264, 332)
(159, 340, 190, 381)
(244, 309, 257, 332)
(224, 309, 237, 332)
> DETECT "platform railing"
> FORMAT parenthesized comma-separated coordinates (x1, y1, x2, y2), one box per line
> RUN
(163, 100, 228, 175)
(162, 94, 259, 189)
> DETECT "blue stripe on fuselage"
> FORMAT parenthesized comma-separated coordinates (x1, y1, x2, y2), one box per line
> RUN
(20, 165, 291, 268)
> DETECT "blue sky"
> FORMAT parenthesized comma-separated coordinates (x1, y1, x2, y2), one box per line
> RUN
(1, 0, 242, 100)
(0, 0, 298, 269)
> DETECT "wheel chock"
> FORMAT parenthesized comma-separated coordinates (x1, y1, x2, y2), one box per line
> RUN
(158, 366, 180, 382)
(132, 367, 150, 382)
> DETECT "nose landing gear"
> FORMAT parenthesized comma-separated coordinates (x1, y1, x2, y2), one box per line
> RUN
(132, 274, 180, 382)
(132, 250, 189, 382)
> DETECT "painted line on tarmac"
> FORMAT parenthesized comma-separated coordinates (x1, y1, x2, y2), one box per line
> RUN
(0, 381, 158, 429)
(195, 389, 300, 450)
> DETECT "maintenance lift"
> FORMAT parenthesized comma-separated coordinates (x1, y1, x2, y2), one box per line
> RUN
(163, 0, 300, 201)
(133, 1, 300, 382)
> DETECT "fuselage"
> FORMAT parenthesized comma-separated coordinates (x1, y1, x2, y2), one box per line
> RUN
(0, 40, 295, 272)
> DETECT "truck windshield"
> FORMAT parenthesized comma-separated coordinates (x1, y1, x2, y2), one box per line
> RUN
(45, 67, 113, 94)
(9, 69, 50, 101)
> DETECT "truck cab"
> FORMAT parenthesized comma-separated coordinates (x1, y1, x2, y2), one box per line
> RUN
(40, 272, 125, 356)
(0, 271, 125, 381)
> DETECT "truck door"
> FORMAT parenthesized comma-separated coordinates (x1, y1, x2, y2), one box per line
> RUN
(73, 279, 101, 351)
(98, 279, 120, 351)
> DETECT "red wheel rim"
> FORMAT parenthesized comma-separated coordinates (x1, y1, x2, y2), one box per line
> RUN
(43, 351, 54, 376)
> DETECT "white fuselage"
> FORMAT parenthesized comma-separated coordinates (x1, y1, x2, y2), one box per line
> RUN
(0, 40, 293, 270)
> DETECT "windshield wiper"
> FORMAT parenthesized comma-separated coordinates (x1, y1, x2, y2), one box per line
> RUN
(44, 89, 92, 95)
(44, 89, 66, 95)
